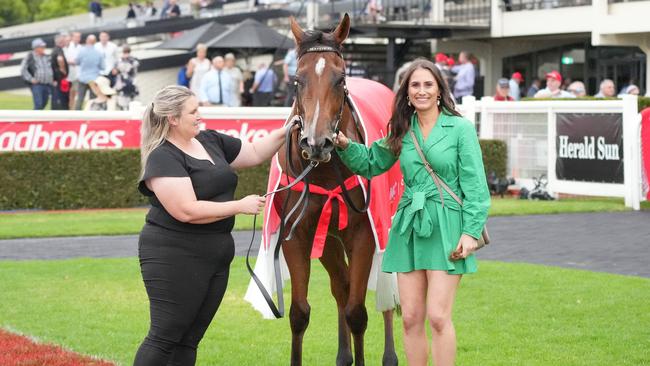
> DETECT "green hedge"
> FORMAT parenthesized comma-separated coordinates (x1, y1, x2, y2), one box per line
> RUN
(479, 139, 507, 178)
(0, 141, 505, 210)
(0, 149, 271, 210)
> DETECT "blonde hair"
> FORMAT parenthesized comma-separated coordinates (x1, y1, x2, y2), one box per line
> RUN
(140, 85, 194, 179)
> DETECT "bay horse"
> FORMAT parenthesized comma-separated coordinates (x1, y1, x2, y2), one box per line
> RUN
(273, 15, 399, 366)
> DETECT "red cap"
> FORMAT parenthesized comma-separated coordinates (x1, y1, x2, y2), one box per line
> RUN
(447, 57, 455, 66)
(512, 72, 523, 81)
(435, 53, 448, 63)
(545, 70, 562, 83)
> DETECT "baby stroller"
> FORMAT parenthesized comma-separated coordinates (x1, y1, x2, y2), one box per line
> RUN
(519, 174, 554, 200)
(487, 171, 515, 198)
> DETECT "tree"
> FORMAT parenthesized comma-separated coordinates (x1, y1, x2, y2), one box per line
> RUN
(36, 0, 88, 21)
(0, 0, 30, 27)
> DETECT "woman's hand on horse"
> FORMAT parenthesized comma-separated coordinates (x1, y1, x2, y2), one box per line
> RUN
(451, 234, 478, 260)
(238, 194, 266, 215)
(333, 131, 350, 149)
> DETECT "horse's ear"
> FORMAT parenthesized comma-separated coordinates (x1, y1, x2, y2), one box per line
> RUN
(332, 13, 350, 45)
(290, 17, 305, 46)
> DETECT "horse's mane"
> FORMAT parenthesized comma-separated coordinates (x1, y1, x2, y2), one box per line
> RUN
(297, 30, 342, 58)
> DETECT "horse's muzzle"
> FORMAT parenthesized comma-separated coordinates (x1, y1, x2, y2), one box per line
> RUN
(300, 136, 334, 163)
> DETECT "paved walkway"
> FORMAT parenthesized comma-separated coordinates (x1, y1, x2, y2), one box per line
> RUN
(1, 211, 649, 278)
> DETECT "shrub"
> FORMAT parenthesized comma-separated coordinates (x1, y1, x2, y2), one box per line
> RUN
(479, 139, 507, 178)
(0, 142, 506, 210)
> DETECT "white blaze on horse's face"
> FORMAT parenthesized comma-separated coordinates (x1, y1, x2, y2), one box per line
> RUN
(315, 57, 326, 79)
(308, 101, 319, 146)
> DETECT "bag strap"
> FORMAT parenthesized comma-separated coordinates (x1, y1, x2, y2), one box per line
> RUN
(408, 129, 463, 207)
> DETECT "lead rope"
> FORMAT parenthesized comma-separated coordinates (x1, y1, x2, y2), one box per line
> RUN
(245, 118, 318, 319)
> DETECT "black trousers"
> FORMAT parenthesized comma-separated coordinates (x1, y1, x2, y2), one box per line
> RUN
(133, 224, 235, 366)
(253, 91, 273, 106)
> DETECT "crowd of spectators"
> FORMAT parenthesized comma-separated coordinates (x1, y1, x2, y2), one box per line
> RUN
(21, 31, 139, 111)
(178, 45, 282, 107)
(493, 70, 640, 100)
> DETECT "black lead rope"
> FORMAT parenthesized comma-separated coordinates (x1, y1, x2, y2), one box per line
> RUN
(244, 120, 318, 319)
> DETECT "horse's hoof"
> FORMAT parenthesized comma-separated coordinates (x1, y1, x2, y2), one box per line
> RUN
(336, 353, 353, 366)
(382, 353, 398, 366)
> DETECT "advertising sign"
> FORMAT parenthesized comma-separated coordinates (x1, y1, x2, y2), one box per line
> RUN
(556, 113, 624, 184)
(0, 118, 286, 152)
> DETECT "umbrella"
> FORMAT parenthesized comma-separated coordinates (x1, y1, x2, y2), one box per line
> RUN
(204, 18, 293, 55)
(157, 22, 228, 51)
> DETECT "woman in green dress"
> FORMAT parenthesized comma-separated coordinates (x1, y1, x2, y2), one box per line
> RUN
(334, 58, 490, 366)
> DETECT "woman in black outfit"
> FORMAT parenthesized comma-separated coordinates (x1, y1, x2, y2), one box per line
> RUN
(134, 85, 291, 365)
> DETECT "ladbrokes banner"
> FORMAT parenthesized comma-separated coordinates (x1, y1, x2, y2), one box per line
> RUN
(556, 113, 624, 183)
(0, 119, 285, 152)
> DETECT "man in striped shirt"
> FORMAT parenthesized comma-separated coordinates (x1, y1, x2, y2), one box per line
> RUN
(20, 38, 54, 110)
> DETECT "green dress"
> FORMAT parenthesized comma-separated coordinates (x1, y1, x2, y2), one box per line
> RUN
(337, 112, 490, 274)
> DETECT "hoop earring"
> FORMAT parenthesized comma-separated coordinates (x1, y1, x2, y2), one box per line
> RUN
(407, 96, 411, 107)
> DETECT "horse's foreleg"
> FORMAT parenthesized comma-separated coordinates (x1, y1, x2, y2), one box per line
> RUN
(283, 240, 312, 366)
(320, 236, 353, 366)
(382, 310, 399, 366)
(345, 237, 375, 366)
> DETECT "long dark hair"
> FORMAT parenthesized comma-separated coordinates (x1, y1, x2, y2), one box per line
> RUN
(385, 58, 461, 155)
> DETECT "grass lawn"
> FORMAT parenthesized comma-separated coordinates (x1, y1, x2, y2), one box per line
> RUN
(1, 197, 648, 240)
(0, 91, 35, 110)
(0, 258, 648, 365)
(0, 209, 260, 239)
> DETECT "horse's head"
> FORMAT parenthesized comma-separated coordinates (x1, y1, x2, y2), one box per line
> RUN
(290, 14, 350, 163)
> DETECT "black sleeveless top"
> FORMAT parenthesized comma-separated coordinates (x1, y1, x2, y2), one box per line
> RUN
(138, 130, 242, 234)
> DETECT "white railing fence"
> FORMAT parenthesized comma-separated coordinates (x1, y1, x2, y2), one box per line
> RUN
(458, 95, 644, 210)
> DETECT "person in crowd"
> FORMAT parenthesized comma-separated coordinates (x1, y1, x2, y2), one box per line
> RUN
(85, 76, 116, 111)
(186, 44, 211, 96)
(199, 56, 233, 107)
(224, 53, 243, 107)
(595, 79, 616, 98)
(75, 34, 105, 110)
(115, 45, 140, 110)
(333, 58, 490, 366)
(451, 51, 475, 103)
(143, 1, 157, 18)
(166, 0, 181, 17)
(89, 0, 103, 25)
(20, 38, 54, 110)
(567, 81, 586, 97)
(249, 62, 277, 106)
(159, 0, 170, 18)
(393, 61, 413, 92)
(241, 69, 254, 106)
(366, 0, 384, 23)
(509, 72, 523, 100)
(526, 77, 541, 97)
(561, 77, 573, 91)
(494, 78, 514, 101)
(534, 70, 574, 98)
(190, 0, 201, 17)
(51, 34, 70, 110)
(283, 47, 298, 106)
(65, 32, 83, 109)
(618, 84, 640, 96)
(127, 3, 138, 19)
(434, 53, 453, 90)
(133, 85, 294, 365)
(95, 32, 119, 86)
